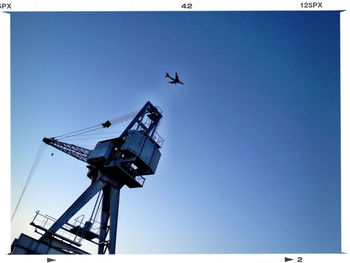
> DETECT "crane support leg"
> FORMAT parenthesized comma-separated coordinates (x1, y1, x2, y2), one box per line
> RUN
(98, 186, 111, 254)
(109, 186, 120, 254)
(97, 185, 121, 254)
(39, 179, 107, 241)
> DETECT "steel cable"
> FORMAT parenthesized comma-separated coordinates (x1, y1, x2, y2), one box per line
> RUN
(11, 142, 47, 221)
(54, 111, 138, 140)
(63, 135, 120, 142)
(54, 124, 101, 140)
(109, 111, 138, 126)
(57, 127, 104, 140)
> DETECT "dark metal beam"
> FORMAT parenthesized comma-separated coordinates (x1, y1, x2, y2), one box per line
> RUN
(108, 186, 121, 254)
(39, 179, 106, 241)
(98, 185, 111, 254)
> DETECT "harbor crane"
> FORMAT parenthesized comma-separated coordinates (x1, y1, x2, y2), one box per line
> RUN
(11, 101, 163, 254)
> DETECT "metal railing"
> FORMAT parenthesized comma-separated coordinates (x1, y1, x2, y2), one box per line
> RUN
(31, 211, 102, 245)
(130, 112, 164, 148)
(153, 131, 164, 147)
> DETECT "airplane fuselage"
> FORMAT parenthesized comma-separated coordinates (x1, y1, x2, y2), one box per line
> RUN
(165, 72, 184, 85)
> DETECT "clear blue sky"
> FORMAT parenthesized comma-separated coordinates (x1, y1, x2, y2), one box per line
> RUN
(11, 11, 340, 253)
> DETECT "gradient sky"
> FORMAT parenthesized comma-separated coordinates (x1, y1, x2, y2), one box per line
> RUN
(10, 11, 340, 254)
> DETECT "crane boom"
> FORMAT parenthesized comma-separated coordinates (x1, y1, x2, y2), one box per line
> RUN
(42, 137, 90, 163)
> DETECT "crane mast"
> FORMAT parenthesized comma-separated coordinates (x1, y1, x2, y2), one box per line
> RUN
(11, 101, 164, 255)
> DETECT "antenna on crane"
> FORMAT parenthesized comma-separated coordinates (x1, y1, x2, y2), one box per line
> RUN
(11, 101, 164, 255)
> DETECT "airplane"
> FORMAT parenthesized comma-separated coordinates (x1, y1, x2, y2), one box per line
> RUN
(165, 72, 184, 85)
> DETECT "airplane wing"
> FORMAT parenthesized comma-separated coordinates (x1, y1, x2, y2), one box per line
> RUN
(175, 72, 179, 79)
(178, 81, 184, 85)
(165, 73, 175, 80)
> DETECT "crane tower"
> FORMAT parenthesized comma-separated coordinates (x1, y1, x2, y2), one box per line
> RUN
(11, 101, 163, 254)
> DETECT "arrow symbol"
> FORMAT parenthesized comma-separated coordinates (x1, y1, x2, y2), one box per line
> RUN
(285, 257, 293, 262)
(47, 258, 56, 263)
